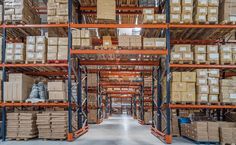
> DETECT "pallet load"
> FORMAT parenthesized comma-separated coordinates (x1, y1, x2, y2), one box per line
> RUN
(170, 0, 181, 23)
(143, 8, 155, 23)
(37, 112, 51, 139)
(220, 44, 233, 65)
(208, 122, 219, 142)
(88, 93, 97, 123)
(47, 0, 77, 24)
(48, 81, 67, 101)
(47, 37, 58, 61)
(97, 0, 116, 20)
(72, 29, 92, 49)
(7, 112, 38, 140)
(26, 36, 47, 64)
(118, 35, 142, 48)
(4, 0, 40, 24)
(47, 37, 68, 61)
(4, 73, 34, 102)
(143, 38, 166, 49)
(144, 110, 152, 124)
(220, 77, 236, 104)
(171, 112, 180, 137)
(171, 71, 196, 103)
(194, 45, 207, 64)
(171, 44, 193, 63)
(220, 122, 236, 144)
(58, 37, 68, 60)
(206, 45, 219, 64)
(182, 0, 193, 23)
(5, 43, 25, 63)
(219, 0, 236, 24)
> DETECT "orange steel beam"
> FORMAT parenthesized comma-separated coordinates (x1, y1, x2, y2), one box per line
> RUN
(1, 24, 68, 28)
(80, 6, 159, 11)
(170, 24, 236, 29)
(100, 82, 142, 86)
(106, 91, 138, 95)
(25, 71, 68, 76)
(100, 72, 141, 75)
(103, 86, 140, 89)
(109, 96, 132, 98)
(168, 104, 236, 109)
(2, 102, 73, 107)
(170, 64, 236, 69)
(71, 24, 167, 29)
(88, 69, 152, 73)
(71, 49, 167, 55)
(0, 63, 68, 68)
(80, 60, 159, 66)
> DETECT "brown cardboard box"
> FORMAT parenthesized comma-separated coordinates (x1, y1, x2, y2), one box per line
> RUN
(172, 72, 181, 82)
(197, 85, 209, 94)
(170, 0, 181, 6)
(171, 91, 182, 102)
(196, 69, 208, 78)
(182, 91, 195, 102)
(171, 6, 181, 14)
(219, 0, 236, 23)
(208, 77, 219, 85)
(48, 81, 65, 91)
(143, 14, 154, 23)
(209, 94, 218, 102)
(182, 0, 193, 6)
(207, 45, 218, 53)
(170, 14, 181, 23)
(207, 14, 218, 23)
(154, 14, 166, 23)
(181, 72, 196, 82)
(48, 37, 58, 46)
(181, 14, 193, 23)
(194, 45, 206, 53)
(195, 0, 208, 6)
(97, 0, 116, 20)
(207, 53, 219, 62)
(196, 7, 208, 15)
(197, 78, 208, 85)
(143, 8, 154, 15)
(173, 44, 191, 52)
(208, 69, 220, 77)
(195, 53, 206, 63)
(171, 52, 182, 61)
(194, 14, 207, 23)
(154, 38, 166, 48)
(186, 83, 195, 92)
(220, 52, 232, 64)
(207, 122, 219, 142)
(197, 94, 208, 102)
(171, 82, 187, 92)
(208, 0, 219, 6)
(49, 91, 67, 100)
(182, 52, 194, 61)
(209, 85, 219, 95)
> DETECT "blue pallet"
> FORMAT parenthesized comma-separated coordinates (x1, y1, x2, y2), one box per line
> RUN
(179, 117, 191, 124)
(183, 136, 220, 145)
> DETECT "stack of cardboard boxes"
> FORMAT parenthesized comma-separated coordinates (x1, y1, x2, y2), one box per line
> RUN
(47, 0, 76, 23)
(37, 112, 51, 139)
(171, 72, 196, 103)
(143, 8, 155, 23)
(194, 45, 207, 64)
(88, 94, 97, 123)
(170, 0, 181, 23)
(220, 77, 236, 103)
(47, 37, 68, 61)
(26, 36, 47, 63)
(171, 45, 193, 63)
(72, 29, 91, 48)
(139, 0, 155, 7)
(5, 43, 25, 63)
(219, 0, 236, 23)
(97, 0, 116, 20)
(196, 69, 220, 103)
(220, 45, 233, 65)
(4, 0, 40, 23)
(118, 35, 142, 47)
(207, 45, 219, 64)
(7, 112, 38, 140)
(4, 73, 34, 102)
(143, 38, 166, 49)
(220, 122, 236, 144)
(48, 81, 67, 101)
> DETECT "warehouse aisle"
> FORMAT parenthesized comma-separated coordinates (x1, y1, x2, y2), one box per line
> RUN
(1, 114, 193, 145)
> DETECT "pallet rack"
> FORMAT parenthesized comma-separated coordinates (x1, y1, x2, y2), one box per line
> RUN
(0, 0, 236, 144)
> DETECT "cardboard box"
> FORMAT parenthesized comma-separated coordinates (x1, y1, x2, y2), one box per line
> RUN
(182, 0, 193, 6)
(195, 53, 206, 63)
(208, 77, 219, 85)
(58, 37, 68, 46)
(171, 6, 181, 14)
(207, 53, 219, 62)
(196, 69, 208, 78)
(208, 7, 218, 15)
(181, 72, 196, 82)
(210, 85, 219, 95)
(49, 91, 67, 100)
(182, 91, 195, 102)
(143, 14, 154, 23)
(196, 7, 208, 14)
(194, 14, 207, 23)
(171, 52, 182, 61)
(219, 0, 236, 23)
(172, 72, 181, 82)
(154, 14, 166, 23)
(183, 52, 194, 61)
(208, 69, 220, 77)
(103, 36, 112, 46)
(194, 45, 206, 53)
(182, 6, 193, 14)
(172, 82, 187, 92)
(207, 45, 218, 53)
(143, 8, 154, 15)
(154, 38, 166, 48)
(197, 85, 209, 94)
(173, 44, 191, 52)
(181, 14, 193, 23)
(197, 94, 208, 102)
(97, 0, 116, 20)
(197, 78, 208, 85)
(170, 0, 181, 6)
(208, 0, 219, 6)
(170, 14, 181, 23)
(195, 0, 208, 6)
(48, 81, 65, 91)
(209, 95, 218, 102)
(207, 14, 218, 23)
(171, 91, 182, 102)
(48, 37, 58, 46)
(186, 83, 195, 92)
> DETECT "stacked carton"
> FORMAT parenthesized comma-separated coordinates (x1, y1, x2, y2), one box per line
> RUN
(7, 112, 38, 140)
(196, 69, 219, 103)
(143, 8, 155, 23)
(4, 0, 40, 23)
(118, 35, 142, 47)
(219, 122, 236, 144)
(170, 0, 181, 23)
(220, 77, 236, 103)
(48, 81, 67, 101)
(208, 122, 219, 142)
(143, 38, 166, 49)
(88, 93, 97, 123)
(193, 0, 208, 23)
(37, 112, 51, 139)
(144, 110, 152, 124)
(154, 14, 166, 23)
(4, 73, 34, 102)
(171, 113, 180, 136)
(50, 112, 68, 139)
(171, 45, 193, 63)
(97, 0, 116, 20)
(72, 29, 91, 48)
(207, 0, 219, 23)
(181, 0, 194, 23)
(194, 45, 207, 64)
(171, 72, 196, 102)
(103, 36, 112, 47)
(207, 45, 219, 64)
(220, 44, 233, 65)
(219, 0, 236, 23)
(58, 37, 68, 60)
(47, 0, 76, 23)
(139, 0, 155, 7)
(47, 37, 58, 61)
(5, 43, 25, 63)
(26, 36, 47, 63)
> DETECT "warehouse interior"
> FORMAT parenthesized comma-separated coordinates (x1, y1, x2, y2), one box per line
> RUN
(1, 0, 236, 145)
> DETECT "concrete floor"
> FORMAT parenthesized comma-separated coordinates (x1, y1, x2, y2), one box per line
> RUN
(1, 114, 193, 145)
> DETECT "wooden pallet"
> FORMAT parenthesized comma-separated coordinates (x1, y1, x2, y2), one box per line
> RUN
(221, 143, 236, 145)
(206, 61, 220, 65)
(170, 60, 193, 64)
(221, 61, 234, 65)
(196, 102, 209, 105)
(47, 60, 67, 64)
(4, 100, 24, 103)
(220, 20, 236, 25)
(195, 61, 207, 64)
(171, 101, 195, 105)
(8, 135, 37, 141)
(46, 100, 68, 103)
(25, 60, 45, 64)
(5, 61, 25, 64)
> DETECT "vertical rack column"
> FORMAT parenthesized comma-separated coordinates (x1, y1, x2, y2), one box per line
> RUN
(1, 1, 6, 140)
(85, 67, 88, 126)
(77, 65, 82, 129)
(165, 0, 172, 143)
(151, 67, 155, 127)
(67, 0, 73, 141)
(157, 59, 162, 131)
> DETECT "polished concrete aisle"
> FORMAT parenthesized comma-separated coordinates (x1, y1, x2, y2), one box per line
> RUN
(1, 114, 193, 145)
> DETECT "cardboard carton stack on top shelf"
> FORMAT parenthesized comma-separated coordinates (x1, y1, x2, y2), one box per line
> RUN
(171, 71, 196, 103)
(97, 0, 116, 20)
(219, 0, 236, 23)
(181, 0, 193, 23)
(48, 81, 67, 101)
(143, 8, 155, 23)
(47, 37, 68, 61)
(207, 0, 219, 23)
(170, 0, 181, 23)
(220, 76, 236, 103)
(47, 0, 77, 23)
(4, 73, 34, 102)
(26, 36, 47, 64)
(4, 0, 40, 24)
(5, 43, 25, 63)
(171, 44, 193, 63)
